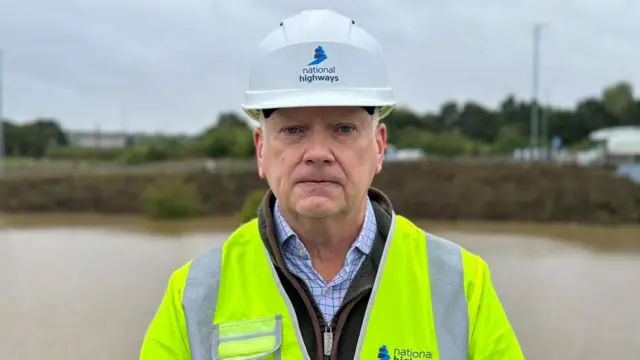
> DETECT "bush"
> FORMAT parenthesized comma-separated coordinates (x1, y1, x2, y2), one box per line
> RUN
(417, 131, 481, 157)
(118, 144, 168, 165)
(45, 147, 124, 162)
(142, 178, 203, 219)
(199, 125, 255, 158)
(118, 138, 193, 165)
(238, 189, 266, 223)
(491, 125, 529, 154)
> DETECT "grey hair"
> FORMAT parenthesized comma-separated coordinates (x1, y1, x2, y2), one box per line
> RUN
(371, 108, 380, 126)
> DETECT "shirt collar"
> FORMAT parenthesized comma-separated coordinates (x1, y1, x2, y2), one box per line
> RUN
(273, 197, 376, 256)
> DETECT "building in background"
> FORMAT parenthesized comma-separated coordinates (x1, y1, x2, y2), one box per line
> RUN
(66, 131, 130, 148)
(384, 144, 425, 162)
(576, 126, 640, 166)
(65, 130, 191, 149)
(574, 126, 640, 184)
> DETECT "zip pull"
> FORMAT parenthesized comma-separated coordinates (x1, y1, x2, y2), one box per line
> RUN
(323, 325, 333, 357)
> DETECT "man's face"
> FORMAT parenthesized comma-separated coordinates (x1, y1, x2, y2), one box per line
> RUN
(253, 106, 387, 219)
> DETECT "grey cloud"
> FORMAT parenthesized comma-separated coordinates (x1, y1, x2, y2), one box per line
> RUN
(0, 0, 639, 133)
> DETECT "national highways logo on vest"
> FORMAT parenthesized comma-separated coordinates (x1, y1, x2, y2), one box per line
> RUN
(299, 45, 339, 84)
(378, 345, 433, 360)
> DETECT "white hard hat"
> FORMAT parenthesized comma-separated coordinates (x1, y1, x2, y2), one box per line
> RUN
(242, 9, 396, 121)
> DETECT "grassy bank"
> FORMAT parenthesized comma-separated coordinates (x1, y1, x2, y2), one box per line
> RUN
(0, 159, 638, 224)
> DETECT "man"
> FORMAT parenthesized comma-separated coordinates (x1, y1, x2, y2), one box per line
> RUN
(140, 9, 524, 360)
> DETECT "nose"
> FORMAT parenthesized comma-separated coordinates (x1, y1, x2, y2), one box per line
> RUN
(301, 130, 335, 165)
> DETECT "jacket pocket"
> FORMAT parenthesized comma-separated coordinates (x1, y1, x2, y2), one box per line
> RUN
(212, 315, 283, 360)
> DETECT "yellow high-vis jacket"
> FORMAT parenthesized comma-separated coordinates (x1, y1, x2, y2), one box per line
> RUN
(140, 189, 525, 360)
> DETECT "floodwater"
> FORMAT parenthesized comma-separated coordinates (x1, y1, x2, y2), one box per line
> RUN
(0, 215, 639, 360)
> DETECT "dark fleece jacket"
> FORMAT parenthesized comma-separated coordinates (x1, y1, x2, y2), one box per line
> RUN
(256, 188, 395, 360)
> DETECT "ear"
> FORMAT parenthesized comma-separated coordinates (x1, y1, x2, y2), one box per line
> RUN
(375, 123, 387, 175)
(253, 127, 265, 179)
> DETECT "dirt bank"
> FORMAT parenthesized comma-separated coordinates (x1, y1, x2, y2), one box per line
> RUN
(0, 159, 638, 224)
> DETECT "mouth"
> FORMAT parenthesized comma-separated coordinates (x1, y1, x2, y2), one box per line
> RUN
(298, 180, 340, 186)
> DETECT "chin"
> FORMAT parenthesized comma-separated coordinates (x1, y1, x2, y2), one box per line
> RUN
(295, 196, 341, 218)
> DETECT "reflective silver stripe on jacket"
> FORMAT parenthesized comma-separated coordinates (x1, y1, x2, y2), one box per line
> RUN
(182, 214, 468, 360)
(352, 215, 469, 359)
(183, 244, 223, 360)
(424, 231, 469, 360)
(182, 244, 310, 360)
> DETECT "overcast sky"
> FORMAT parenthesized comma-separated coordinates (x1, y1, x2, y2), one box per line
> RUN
(0, 0, 638, 134)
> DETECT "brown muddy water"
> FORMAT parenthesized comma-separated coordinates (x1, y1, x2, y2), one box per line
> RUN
(0, 214, 639, 360)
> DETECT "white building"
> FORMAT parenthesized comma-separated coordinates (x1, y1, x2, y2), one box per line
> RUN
(577, 126, 640, 165)
(65, 131, 131, 149)
(65, 131, 191, 149)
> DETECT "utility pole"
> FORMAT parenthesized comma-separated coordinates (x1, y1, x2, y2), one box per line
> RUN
(541, 90, 552, 161)
(529, 23, 546, 160)
(120, 103, 127, 134)
(0, 50, 5, 178)
(540, 92, 548, 161)
(95, 122, 102, 148)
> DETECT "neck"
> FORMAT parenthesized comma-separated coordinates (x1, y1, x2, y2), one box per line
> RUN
(280, 197, 368, 281)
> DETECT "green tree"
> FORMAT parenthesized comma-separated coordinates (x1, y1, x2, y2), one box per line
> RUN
(383, 107, 428, 144)
(458, 102, 503, 143)
(491, 124, 528, 154)
(4, 80, 640, 162)
(602, 81, 634, 119)
(216, 112, 251, 128)
(414, 131, 480, 157)
(199, 113, 255, 158)
(2, 118, 67, 157)
(439, 100, 461, 131)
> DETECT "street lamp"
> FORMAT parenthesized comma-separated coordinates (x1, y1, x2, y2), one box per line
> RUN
(530, 22, 548, 160)
(0, 50, 4, 177)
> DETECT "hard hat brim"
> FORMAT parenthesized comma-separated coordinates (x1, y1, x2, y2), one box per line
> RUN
(242, 88, 395, 121)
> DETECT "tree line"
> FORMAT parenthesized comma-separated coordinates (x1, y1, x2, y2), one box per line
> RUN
(1, 81, 639, 162)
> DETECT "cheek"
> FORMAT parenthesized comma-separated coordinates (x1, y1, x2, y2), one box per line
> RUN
(262, 149, 295, 180)
(341, 146, 377, 177)
(261, 142, 281, 164)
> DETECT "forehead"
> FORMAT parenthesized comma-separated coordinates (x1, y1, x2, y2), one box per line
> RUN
(269, 106, 370, 124)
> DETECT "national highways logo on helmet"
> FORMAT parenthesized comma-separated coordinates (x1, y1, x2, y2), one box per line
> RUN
(308, 46, 328, 66)
(299, 45, 339, 84)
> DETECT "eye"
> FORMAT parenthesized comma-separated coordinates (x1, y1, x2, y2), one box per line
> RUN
(336, 125, 356, 134)
(280, 126, 302, 134)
